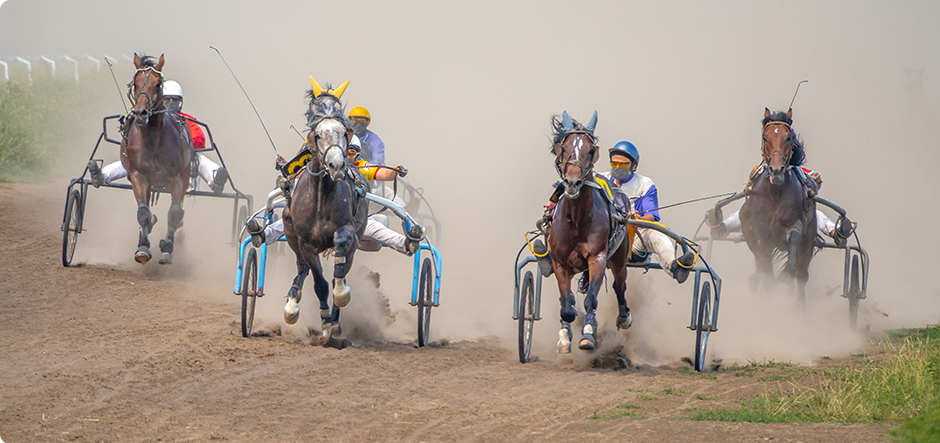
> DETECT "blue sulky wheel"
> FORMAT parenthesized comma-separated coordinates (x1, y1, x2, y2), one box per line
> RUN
(62, 188, 82, 267)
(694, 281, 712, 372)
(240, 248, 259, 338)
(417, 257, 434, 347)
(518, 270, 535, 363)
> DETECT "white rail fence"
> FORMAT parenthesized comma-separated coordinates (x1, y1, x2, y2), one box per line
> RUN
(0, 54, 136, 84)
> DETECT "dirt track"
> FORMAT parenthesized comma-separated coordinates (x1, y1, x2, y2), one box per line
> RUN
(0, 182, 892, 442)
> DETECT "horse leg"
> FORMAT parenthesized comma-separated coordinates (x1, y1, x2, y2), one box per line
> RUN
(308, 255, 342, 346)
(331, 226, 356, 308)
(579, 256, 606, 351)
(555, 268, 576, 354)
(611, 263, 631, 330)
(158, 179, 185, 265)
(284, 256, 311, 325)
(784, 222, 803, 277)
(127, 171, 152, 264)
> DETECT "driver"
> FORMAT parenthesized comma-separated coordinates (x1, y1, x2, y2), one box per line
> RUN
(246, 135, 419, 255)
(87, 80, 229, 195)
(347, 106, 385, 165)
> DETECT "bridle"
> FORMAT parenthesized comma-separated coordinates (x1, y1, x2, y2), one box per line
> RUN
(306, 117, 349, 178)
(761, 120, 794, 167)
(126, 66, 164, 119)
(554, 130, 598, 184)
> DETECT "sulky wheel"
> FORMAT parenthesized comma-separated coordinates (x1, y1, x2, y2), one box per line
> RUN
(848, 255, 861, 329)
(417, 257, 433, 347)
(694, 281, 712, 372)
(518, 270, 535, 363)
(62, 188, 82, 267)
(241, 248, 259, 337)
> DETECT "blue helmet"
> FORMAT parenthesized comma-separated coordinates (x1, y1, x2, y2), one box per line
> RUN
(609, 141, 639, 166)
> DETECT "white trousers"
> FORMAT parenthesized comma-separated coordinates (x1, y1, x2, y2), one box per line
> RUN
(262, 217, 408, 255)
(723, 209, 836, 235)
(632, 227, 677, 277)
(99, 155, 220, 186)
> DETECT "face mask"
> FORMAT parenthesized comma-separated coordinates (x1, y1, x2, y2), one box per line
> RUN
(165, 100, 182, 113)
(611, 167, 634, 181)
(351, 122, 368, 138)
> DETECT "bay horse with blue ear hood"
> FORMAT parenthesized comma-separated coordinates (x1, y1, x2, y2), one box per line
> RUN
(544, 111, 634, 353)
(281, 77, 368, 345)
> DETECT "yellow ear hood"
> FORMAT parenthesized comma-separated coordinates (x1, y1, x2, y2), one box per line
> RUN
(310, 76, 324, 97)
(332, 79, 350, 99)
(309, 76, 350, 98)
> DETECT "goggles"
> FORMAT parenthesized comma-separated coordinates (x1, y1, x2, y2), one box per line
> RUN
(350, 116, 370, 125)
(610, 161, 633, 169)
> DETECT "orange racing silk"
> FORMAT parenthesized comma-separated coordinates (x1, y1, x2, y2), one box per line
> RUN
(354, 159, 380, 180)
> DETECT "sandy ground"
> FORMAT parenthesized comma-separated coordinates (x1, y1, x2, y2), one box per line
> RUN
(0, 182, 893, 442)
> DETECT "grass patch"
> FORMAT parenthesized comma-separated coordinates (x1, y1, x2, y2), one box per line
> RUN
(616, 404, 639, 409)
(0, 76, 107, 181)
(661, 388, 689, 396)
(626, 387, 654, 393)
(587, 409, 647, 420)
(636, 395, 658, 401)
(689, 327, 940, 425)
(695, 395, 716, 401)
(759, 375, 792, 382)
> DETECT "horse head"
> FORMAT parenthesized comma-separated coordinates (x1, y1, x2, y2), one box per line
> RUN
(129, 53, 165, 127)
(305, 77, 353, 182)
(552, 111, 599, 198)
(760, 108, 800, 185)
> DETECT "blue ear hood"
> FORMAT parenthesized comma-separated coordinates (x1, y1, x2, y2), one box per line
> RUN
(585, 111, 597, 133)
(561, 111, 574, 132)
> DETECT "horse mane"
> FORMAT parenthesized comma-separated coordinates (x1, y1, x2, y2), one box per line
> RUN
(304, 87, 348, 129)
(762, 110, 805, 166)
(138, 54, 158, 68)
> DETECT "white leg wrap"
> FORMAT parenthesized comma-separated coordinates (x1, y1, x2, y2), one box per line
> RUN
(582, 324, 594, 335)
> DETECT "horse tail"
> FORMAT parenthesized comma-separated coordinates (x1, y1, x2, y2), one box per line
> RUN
(577, 270, 590, 295)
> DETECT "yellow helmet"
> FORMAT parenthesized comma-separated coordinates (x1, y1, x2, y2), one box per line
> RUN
(348, 106, 371, 121)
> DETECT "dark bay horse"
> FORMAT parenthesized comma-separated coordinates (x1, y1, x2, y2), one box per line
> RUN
(122, 54, 194, 265)
(547, 111, 634, 352)
(739, 108, 818, 304)
(281, 77, 368, 344)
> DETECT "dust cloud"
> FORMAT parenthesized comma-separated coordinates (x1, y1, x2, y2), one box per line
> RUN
(3, 1, 939, 366)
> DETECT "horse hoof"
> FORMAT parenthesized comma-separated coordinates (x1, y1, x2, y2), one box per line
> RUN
(284, 298, 300, 325)
(579, 335, 596, 351)
(135, 248, 151, 264)
(617, 313, 633, 330)
(333, 282, 351, 308)
(158, 252, 173, 265)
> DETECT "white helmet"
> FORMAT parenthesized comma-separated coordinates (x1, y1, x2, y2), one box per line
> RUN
(163, 80, 183, 98)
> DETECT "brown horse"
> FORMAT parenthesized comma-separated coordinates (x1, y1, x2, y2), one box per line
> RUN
(739, 108, 817, 304)
(547, 111, 633, 352)
(122, 54, 194, 265)
(281, 78, 368, 345)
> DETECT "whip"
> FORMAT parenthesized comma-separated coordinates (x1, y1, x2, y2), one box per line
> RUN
(210, 46, 279, 156)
